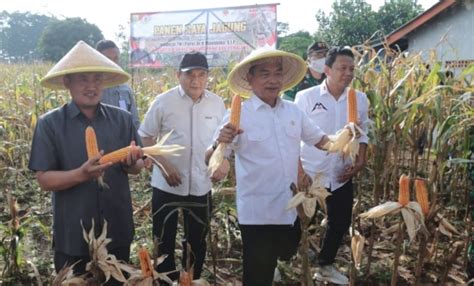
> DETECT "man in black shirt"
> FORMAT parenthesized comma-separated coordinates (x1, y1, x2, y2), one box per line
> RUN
(29, 41, 144, 285)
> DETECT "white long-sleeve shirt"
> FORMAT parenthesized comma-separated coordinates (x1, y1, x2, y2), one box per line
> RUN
(217, 95, 326, 225)
(295, 81, 369, 191)
(139, 86, 226, 196)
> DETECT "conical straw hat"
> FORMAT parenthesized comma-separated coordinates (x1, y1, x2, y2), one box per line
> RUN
(40, 41, 131, 89)
(227, 47, 307, 95)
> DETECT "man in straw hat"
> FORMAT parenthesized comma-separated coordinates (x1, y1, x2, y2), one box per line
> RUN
(205, 48, 333, 285)
(139, 51, 225, 283)
(29, 41, 144, 283)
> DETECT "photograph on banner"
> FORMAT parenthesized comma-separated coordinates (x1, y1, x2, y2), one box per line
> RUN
(130, 4, 277, 68)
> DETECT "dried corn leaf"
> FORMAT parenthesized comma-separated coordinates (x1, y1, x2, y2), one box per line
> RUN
(401, 208, 417, 241)
(351, 234, 365, 270)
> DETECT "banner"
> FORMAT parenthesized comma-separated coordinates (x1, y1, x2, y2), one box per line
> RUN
(130, 4, 277, 68)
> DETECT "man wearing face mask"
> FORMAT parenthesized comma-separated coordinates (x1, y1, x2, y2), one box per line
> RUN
(282, 41, 328, 101)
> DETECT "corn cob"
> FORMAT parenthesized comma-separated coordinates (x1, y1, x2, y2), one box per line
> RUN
(85, 126, 107, 188)
(99, 146, 131, 165)
(348, 88, 358, 123)
(99, 130, 184, 165)
(398, 174, 410, 206)
(208, 95, 242, 177)
(230, 95, 242, 129)
(85, 126, 100, 158)
(138, 247, 153, 278)
(415, 179, 430, 216)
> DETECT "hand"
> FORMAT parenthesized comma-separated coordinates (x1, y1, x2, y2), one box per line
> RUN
(158, 158, 182, 187)
(143, 157, 154, 170)
(80, 153, 112, 181)
(297, 171, 312, 190)
(347, 122, 362, 138)
(210, 159, 230, 183)
(121, 141, 144, 167)
(217, 122, 243, 144)
(337, 162, 364, 183)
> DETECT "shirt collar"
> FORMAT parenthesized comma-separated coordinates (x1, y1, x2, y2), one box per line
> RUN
(249, 93, 284, 111)
(67, 101, 107, 120)
(322, 80, 349, 100)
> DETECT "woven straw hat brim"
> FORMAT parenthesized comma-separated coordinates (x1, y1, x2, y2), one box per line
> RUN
(40, 41, 131, 90)
(227, 49, 307, 96)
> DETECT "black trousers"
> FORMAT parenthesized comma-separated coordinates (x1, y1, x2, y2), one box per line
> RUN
(239, 218, 301, 286)
(152, 188, 210, 282)
(54, 246, 130, 286)
(318, 180, 353, 266)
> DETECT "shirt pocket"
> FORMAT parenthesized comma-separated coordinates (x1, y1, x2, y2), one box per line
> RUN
(198, 115, 219, 146)
(245, 128, 272, 159)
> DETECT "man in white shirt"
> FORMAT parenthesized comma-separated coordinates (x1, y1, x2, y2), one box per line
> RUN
(205, 48, 331, 286)
(139, 51, 226, 283)
(295, 46, 369, 285)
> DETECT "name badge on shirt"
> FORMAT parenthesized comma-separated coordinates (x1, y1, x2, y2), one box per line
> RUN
(119, 99, 127, 110)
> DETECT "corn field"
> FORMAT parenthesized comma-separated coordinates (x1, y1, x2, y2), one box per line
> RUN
(0, 45, 473, 285)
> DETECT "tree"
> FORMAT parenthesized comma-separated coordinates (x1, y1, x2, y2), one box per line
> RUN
(315, 0, 378, 46)
(0, 11, 53, 61)
(278, 31, 316, 58)
(315, 0, 424, 46)
(377, 0, 423, 35)
(277, 21, 289, 36)
(38, 17, 103, 62)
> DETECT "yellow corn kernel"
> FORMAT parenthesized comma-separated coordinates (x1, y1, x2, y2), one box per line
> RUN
(99, 146, 131, 165)
(398, 174, 410, 206)
(415, 179, 430, 216)
(347, 88, 358, 123)
(230, 95, 242, 129)
(85, 126, 100, 159)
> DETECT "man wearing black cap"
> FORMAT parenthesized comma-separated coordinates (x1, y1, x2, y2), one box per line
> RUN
(139, 51, 226, 283)
(282, 41, 329, 101)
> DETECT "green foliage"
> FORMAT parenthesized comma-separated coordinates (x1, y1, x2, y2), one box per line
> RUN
(377, 0, 423, 35)
(0, 11, 54, 61)
(315, 0, 424, 46)
(38, 17, 104, 62)
(276, 21, 289, 36)
(315, 0, 378, 46)
(278, 31, 315, 58)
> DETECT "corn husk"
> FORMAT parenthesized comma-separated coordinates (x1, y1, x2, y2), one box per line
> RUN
(287, 173, 331, 217)
(208, 143, 227, 175)
(351, 233, 365, 270)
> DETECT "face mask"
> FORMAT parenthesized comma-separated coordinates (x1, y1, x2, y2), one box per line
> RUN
(309, 58, 325, 73)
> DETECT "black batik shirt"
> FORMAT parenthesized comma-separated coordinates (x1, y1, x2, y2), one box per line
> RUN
(29, 101, 140, 256)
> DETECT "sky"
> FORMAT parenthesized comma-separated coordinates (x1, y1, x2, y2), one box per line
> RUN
(3, 0, 438, 41)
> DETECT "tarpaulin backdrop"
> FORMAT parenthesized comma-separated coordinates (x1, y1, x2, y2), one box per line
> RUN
(130, 4, 277, 68)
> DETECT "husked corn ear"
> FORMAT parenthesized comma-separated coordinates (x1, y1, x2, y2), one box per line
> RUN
(85, 126, 100, 159)
(398, 174, 410, 206)
(415, 179, 430, 216)
(138, 247, 153, 278)
(348, 88, 358, 123)
(230, 95, 242, 129)
(99, 146, 131, 165)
